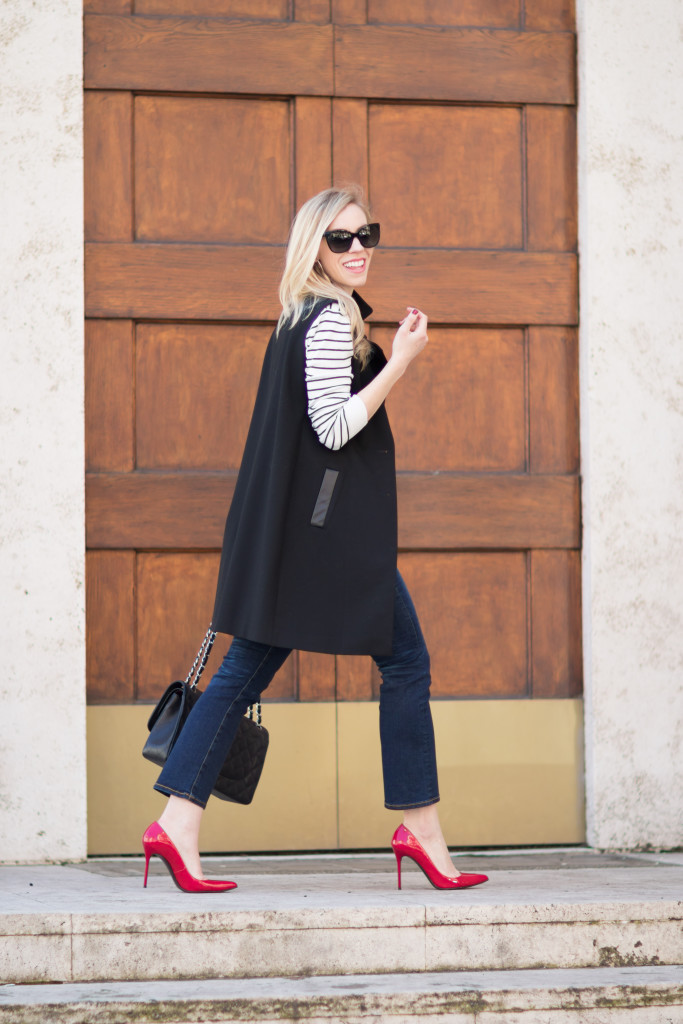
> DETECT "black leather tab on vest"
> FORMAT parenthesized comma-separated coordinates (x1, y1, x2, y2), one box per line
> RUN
(311, 469, 339, 528)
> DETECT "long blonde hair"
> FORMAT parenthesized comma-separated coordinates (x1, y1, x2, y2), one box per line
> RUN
(278, 185, 372, 367)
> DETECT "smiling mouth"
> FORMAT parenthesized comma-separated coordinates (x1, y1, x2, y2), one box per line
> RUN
(343, 259, 366, 271)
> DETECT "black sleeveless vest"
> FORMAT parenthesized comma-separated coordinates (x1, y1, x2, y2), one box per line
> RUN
(210, 293, 397, 656)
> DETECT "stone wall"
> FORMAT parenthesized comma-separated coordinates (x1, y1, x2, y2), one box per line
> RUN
(0, 0, 86, 861)
(578, 0, 683, 848)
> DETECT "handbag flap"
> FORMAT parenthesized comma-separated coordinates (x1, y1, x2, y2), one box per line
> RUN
(146, 681, 186, 731)
(142, 681, 203, 768)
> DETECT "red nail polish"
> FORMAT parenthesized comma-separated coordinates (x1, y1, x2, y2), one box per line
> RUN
(412, 308, 419, 314)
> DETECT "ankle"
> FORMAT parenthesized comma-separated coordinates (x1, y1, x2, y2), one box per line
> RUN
(159, 816, 195, 841)
(406, 821, 441, 842)
(403, 812, 442, 844)
(158, 797, 203, 842)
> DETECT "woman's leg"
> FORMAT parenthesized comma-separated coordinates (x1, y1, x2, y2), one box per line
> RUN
(154, 636, 291, 878)
(373, 571, 459, 877)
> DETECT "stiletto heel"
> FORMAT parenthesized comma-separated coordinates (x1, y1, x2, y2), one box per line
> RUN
(391, 824, 488, 891)
(141, 822, 237, 894)
(395, 850, 403, 890)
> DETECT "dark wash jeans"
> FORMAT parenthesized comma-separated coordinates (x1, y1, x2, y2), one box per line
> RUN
(154, 571, 440, 811)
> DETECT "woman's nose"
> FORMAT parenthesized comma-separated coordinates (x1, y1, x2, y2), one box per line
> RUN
(348, 236, 364, 252)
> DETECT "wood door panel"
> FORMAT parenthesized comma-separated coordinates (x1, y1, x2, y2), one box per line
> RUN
(86, 550, 135, 702)
(84, 17, 574, 103)
(369, 105, 522, 250)
(135, 97, 290, 244)
(85, 243, 283, 320)
(135, 324, 267, 470)
(397, 474, 579, 549)
(336, 656, 378, 700)
(84, 16, 333, 94)
(529, 327, 579, 473)
(527, 105, 577, 252)
(335, 26, 575, 104)
(399, 553, 528, 698)
(294, 97, 333, 208)
(136, 0, 288, 15)
(86, 471, 579, 549)
(136, 552, 296, 702)
(368, 0, 520, 28)
(298, 652, 336, 701)
(296, 0, 331, 21)
(84, 91, 132, 242)
(370, 250, 578, 325)
(85, 0, 130, 11)
(85, 319, 134, 472)
(531, 549, 582, 697)
(332, 0, 366, 22)
(525, 0, 575, 31)
(85, 243, 577, 324)
(332, 99, 368, 194)
(380, 327, 526, 472)
(336, 656, 368, 700)
(87, 472, 233, 550)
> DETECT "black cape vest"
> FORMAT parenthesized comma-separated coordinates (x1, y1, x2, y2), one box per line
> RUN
(211, 293, 397, 655)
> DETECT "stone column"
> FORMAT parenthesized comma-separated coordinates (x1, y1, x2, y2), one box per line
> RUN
(577, 0, 683, 848)
(0, 1, 86, 861)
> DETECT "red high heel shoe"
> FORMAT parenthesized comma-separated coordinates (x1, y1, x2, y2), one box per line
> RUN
(142, 822, 237, 893)
(391, 824, 488, 891)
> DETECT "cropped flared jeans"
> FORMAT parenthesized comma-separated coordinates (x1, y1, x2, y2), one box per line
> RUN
(154, 570, 440, 811)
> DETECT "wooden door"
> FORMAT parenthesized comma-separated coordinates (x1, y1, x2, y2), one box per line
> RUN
(84, 0, 581, 853)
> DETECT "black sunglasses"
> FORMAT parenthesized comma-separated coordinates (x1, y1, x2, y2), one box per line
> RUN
(323, 223, 381, 254)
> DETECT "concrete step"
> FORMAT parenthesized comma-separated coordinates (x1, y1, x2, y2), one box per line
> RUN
(1, 850, 681, 984)
(2, 967, 683, 1023)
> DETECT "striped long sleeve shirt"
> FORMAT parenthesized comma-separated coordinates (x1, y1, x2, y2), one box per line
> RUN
(304, 302, 369, 450)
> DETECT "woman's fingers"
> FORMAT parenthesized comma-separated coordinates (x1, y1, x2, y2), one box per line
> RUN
(391, 306, 429, 369)
(399, 308, 422, 328)
(405, 310, 428, 340)
(406, 308, 429, 334)
(413, 310, 428, 339)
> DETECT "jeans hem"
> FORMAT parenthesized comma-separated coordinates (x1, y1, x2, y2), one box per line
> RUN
(384, 795, 440, 811)
(153, 783, 207, 810)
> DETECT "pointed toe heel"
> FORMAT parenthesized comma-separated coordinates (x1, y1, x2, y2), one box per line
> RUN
(391, 824, 488, 891)
(142, 822, 237, 894)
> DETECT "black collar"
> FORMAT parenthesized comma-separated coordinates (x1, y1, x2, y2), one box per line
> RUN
(307, 291, 373, 323)
(352, 291, 373, 321)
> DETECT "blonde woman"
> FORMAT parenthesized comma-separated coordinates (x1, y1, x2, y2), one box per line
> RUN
(142, 186, 488, 895)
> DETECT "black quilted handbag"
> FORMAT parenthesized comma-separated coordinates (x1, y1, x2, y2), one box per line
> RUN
(142, 628, 269, 804)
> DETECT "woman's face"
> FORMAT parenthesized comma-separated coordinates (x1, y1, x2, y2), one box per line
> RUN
(317, 203, 374, 294)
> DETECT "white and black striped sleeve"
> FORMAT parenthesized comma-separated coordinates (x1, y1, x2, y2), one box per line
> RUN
(304, 302, 368, 451)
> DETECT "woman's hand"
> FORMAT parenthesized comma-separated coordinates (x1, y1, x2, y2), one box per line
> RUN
(357, 307, 429, 423)
(390, 307, 429, 372)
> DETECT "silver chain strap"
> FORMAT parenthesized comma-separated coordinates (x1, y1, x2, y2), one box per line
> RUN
(185, 627, 263, 724)
(248, 702, 263, 726)
(185, 628, 216, 689)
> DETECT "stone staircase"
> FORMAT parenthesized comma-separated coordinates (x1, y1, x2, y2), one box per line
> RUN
(1, 848, 682, 1021)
